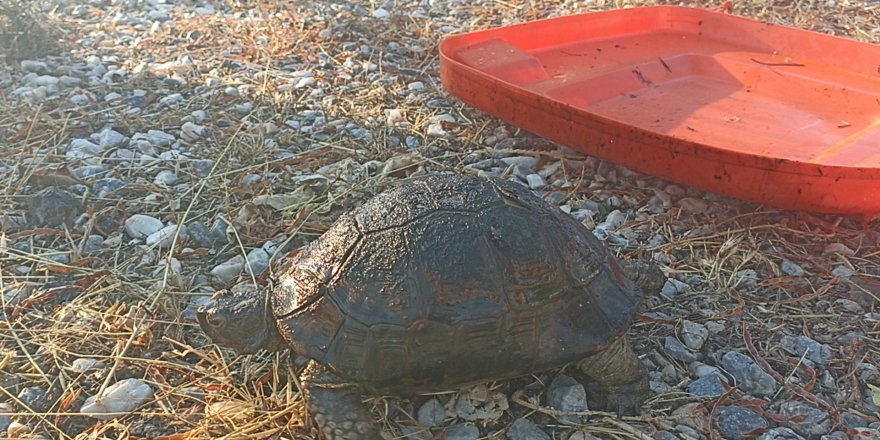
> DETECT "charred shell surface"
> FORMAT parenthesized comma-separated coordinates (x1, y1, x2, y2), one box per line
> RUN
(271, 174, 642, 393)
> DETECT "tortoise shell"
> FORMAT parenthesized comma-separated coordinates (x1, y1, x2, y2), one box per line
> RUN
(272, 174, 641, 393)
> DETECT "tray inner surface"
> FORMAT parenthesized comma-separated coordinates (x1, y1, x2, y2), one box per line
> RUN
(455, 31, 880, 167)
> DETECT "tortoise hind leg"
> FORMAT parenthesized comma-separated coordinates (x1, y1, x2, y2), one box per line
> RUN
(301, 361, 383, 440)
(578, 336, 649, 416)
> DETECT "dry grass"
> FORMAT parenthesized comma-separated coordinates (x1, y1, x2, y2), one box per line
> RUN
(0, 0, 878, 439)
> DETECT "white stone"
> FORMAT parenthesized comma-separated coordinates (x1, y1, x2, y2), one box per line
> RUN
(124, 214, 164, 239)
(211, 256, 244, 283)
(154, 170, 178, 186)
(180, 122, 205, 142)
(80, 379, 154, 420)
(146, 224, 187, 249)
(70, 358, 106, 373)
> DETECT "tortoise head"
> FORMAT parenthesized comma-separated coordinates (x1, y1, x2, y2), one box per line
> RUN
(197, 284, 288, 354)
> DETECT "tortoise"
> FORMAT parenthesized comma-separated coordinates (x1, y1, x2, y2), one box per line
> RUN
(197, 173, 663, 440)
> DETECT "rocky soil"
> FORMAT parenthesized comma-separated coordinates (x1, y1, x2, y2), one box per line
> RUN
(0, 0, 878, 439)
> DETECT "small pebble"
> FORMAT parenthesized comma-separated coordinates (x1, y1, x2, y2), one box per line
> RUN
(715, 406, 769, 440)
(70, 358, 106, 373)
(664, 336, 699, 362)
(506, 418, 550, 440)
(80, 378, 154, 420)
(500, 156, 538, 171)
(759, 427, 806, 440)
(18, 387, 50, 412)
(146, 224, 187, 249)
(426, 123, 447, 137)
(832, 266, 854, 277)
(124, 214, 164, 239)
(781, 260, 806, 276)
(687, 374, 727, 397)
(780, 401, 833, 437)
(159, 93, 184, 107)
(445, 423, 479, 440)
(154, 170, 178, 186)
(146, 129, 176, 147)
(546, 374, 588, 424)
(244, 248, 270, 275)
(720, 351, 778, 397)
(681, 320, 709, 350)
(0, 402, 11, 432)
(660, 278, 690, 298)
(780, 335, 833, 365)
(211, 256, 244, 283)
(180, 122, 205, 141)
(417, 398, 445, 427)
(526, 173, 545, 189)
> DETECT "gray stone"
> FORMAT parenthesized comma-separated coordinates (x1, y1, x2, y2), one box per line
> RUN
(125, 214, 163, 239)
(498, 156, 537, 172)
(664, 336, 699, 363)
(690, 362, 723, 378)
(83, 235, 104, 254)
(781, 260, 805, 276)
(93, 178, 126, 197)
(832, 266, 854, 277)
(154, 170, 178, 186)
(146, 224, 187, 249)
(715, 406, 769, 440)
(0, 402, 10, 432)
(526, 173, 546, 190)
(546, 374, 588, 424)
(780, 401, 832, 437)
(681, 320, 709, 350)
(834, 299, 864, 314)
(840, 411, 869, 429)
(96, 128, 126, 149)
(819, 432, 849, 440)
(676, 424, 702, 439)
(758, 427, 806, 440)
(211, 256, 244, 284)
(80, 378, 154, 420)
(17, 386, 50, 412)
(507, 418, 550, 440)
(661, 278, 690, 298)
(720, 351, 778, 397)
(146, 129, 176, 147)
(244, 248, 270, 276)
(67, 138, 104, 155)
(186, 221, 214, 248)
(445, 423, 479, 440)
(687, 374, 727, 397)
(417, 398, 445, 427)
(70, 358, 106, 373)
(780, 335, 832, 365)
(734, 269, 759, 289)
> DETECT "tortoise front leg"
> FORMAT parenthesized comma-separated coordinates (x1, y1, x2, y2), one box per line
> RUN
(301, 361, 383, 440)
(578, 336, 650, 416)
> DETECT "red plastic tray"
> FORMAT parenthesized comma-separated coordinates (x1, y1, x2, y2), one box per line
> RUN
(440, 6, 880, 219)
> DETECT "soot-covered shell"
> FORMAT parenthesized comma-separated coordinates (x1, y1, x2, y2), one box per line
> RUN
(271, 174, 641, 392)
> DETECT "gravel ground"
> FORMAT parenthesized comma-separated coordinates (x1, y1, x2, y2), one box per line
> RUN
(1, 0, 879, 439)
